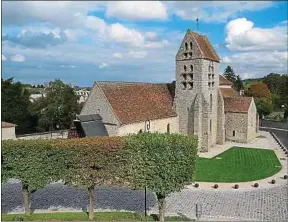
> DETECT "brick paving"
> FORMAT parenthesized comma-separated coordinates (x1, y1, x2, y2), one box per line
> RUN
(2, 181, 288, 221)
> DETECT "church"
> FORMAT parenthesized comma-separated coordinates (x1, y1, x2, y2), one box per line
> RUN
(77, 29, 259, 152)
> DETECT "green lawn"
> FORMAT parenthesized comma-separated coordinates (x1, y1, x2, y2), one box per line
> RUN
(195, 147, 282, 182)
(1, 212, 191, 221)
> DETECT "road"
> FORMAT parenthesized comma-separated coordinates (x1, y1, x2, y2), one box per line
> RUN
(259, 127, 288, 149)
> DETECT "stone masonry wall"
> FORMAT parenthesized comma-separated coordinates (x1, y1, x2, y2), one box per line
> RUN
(247, 98, 258, 141)
(216, 90, 225, 144)
(225, 113, 248, 143)
(81, 83, 119, 136)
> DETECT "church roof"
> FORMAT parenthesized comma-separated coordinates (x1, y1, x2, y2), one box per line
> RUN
(98, 82, 177, 125)
(219, 75, 233, 86)
(220, 88, 239, 98)
(224, 97, 252, 114)
(1, 121, 16, 128)
(188, 30, 220, 62)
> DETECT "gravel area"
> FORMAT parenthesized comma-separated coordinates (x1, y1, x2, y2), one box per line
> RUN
(2, 181, 288, 221)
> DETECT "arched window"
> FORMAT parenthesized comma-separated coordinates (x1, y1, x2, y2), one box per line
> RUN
(167, 124, 170, 134)
(185, 42, 188, 50)
(184, 65, 187, 72)
(190, 65, 193, 72)
(139, 129, 143, 134)
(190, 42, 193, 49)
(210, 94, 212, 111)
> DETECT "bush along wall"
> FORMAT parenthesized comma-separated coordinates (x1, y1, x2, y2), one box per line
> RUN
(2, 133, 198, 221)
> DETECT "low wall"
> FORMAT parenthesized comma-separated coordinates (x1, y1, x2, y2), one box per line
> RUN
(16, 130, 69, 140)
(260, 119, 288, 130)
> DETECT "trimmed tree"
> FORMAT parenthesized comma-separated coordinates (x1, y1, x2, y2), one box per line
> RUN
(1, 139, 68, 214)
(53, 137, 126, 220)
(124, 133, 198, 221)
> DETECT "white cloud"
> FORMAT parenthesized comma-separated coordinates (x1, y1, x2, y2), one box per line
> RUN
(113, 53, 123, 59)
(106, 1, 168, 21)
(11, 54, 26, 62)
(60, 65, 76, 68)
(2, 54, 7, 61)
(99, 63, 109, 69)
(222, 56, 232, 63)
(128, 51, 147, 59)
(168, 1, 274, 23)
(225, 18, 287, 51)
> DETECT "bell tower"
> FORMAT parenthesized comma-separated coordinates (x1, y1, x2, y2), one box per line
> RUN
(175, 29, 220, 152)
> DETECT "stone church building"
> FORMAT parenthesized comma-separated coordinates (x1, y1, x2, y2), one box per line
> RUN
(79, 29, 258, 152)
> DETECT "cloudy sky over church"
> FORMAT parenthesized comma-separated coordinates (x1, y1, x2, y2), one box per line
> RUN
(2, 1, 287, 86)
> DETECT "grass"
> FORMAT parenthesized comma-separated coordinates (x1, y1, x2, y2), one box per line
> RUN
(195, 147, 282, 182)
(1, 212, 192, 221)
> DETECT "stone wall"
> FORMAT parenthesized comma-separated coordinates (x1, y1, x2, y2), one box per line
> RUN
(247, 98, 258, 141)
(16, 130, 68, 140)
(117, 117, 179, 136)
(81, 83, 119, 136)
(216, 90, 225, 144)
(225, 113, 248, 143)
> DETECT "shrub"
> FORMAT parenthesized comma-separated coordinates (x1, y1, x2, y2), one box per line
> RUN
(284, 175, 288, 179)
(234, 184, 239, 189)
(214, 184, 218, 189)
(271, 179, 276, 184)
(254, 183, 259, 188)
(194, 183, 199, 188)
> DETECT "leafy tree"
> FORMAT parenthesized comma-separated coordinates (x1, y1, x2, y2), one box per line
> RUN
(233, 75, 244, 92)
(53, 137, 126, 220)
(30, 79, 80, 131)
(246, 82, 272, 103)
(223, 66, 237, 83)
(125, 133, 198, 221)
(1, 140, 69, 214)
(1, 78, 36, 134)
(254, 98, 273, 119)
(263, 73, 285, 95)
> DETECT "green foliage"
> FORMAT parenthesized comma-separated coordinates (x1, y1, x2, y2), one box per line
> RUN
(233, 75, 244, 92)
(1, 78, 36, 134)
(30, 79, 81, 131)
(195, 147, 281, 182)
(223, 66, 236, 83)
(263, 73, 286, 95)
(254, 98, 273, 119)
(1, 139, 71, 192)
(124, 133, 198, 196)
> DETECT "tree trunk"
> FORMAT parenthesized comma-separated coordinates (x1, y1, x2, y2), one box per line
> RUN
(22, 184, 31, 215)
(88, 186, 95, 220)
(157, 194, 166, 222)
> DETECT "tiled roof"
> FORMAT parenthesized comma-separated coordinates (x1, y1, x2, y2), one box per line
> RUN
(1, 121, 16, 128)
(98, 82, 177, 125)
(224, 97, 252, 114)
(219, 75, 233, 86)
(189, 30, 220, 62)
(220, 88, 239, 98)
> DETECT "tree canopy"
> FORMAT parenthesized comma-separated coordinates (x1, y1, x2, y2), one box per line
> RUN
(223, 66, 237, 83)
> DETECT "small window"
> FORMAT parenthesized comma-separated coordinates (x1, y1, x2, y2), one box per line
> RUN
(185, 42, 188, 50)
(190, 42, 193, 49)
(167, 124, 170, 134)
(208, 82, 211, 87)
(139, 129, 143, 134)
(184, 65, 187, 72)
(190, 65, 193, 72)
(189, 74, 193, 80)
(97, 108, 100, 114)
(188, 82, 193, 90)
(212, 74, 215, 79)
(182, 82, 187, 90)
(233, 130, 236, 137)
(189, 52, 192, 57)
(212, 82, 215, 87)
(184, 53, 188, 58)
(182, 74, 187, 81)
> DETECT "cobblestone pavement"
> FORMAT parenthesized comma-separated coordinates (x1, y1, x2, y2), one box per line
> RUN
(2, 181, 288, 221)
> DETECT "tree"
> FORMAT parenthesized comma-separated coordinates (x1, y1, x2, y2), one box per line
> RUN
(125, 133, 198, 221)
(247, 82, 272, 104)
(263, 73, 285, 95)
(1, 78, 36, 134)
(254, 98, 273, 119)
(233, 75, 244, 92)
(30, 79, 80, 131)
(223, 66, 236, 83)
(1, 140, 68, 214)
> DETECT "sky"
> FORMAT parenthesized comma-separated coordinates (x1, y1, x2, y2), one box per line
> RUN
(1, 1, 288, 87)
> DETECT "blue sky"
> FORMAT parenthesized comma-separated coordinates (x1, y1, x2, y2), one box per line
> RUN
(2, 1, 287, 87)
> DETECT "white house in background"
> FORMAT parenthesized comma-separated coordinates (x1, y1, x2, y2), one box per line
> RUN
(75, 89, 90, 103)
(29, 93, 45, 102)
(2, 122, 17, 140)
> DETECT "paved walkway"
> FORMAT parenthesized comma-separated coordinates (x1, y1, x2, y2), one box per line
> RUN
(191, 131, 288, 190)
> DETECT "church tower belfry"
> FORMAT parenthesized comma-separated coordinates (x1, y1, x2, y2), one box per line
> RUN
(175, 29, 221, 152)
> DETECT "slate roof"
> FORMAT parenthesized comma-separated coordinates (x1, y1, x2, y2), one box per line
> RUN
(224, 97, 252, 114)
(219, 75, 233, 86)
(188, 30, 220, 62)
(76, 114, 108, 137)
(98, 82, 177, 125)
(1, 122, 16, 128)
